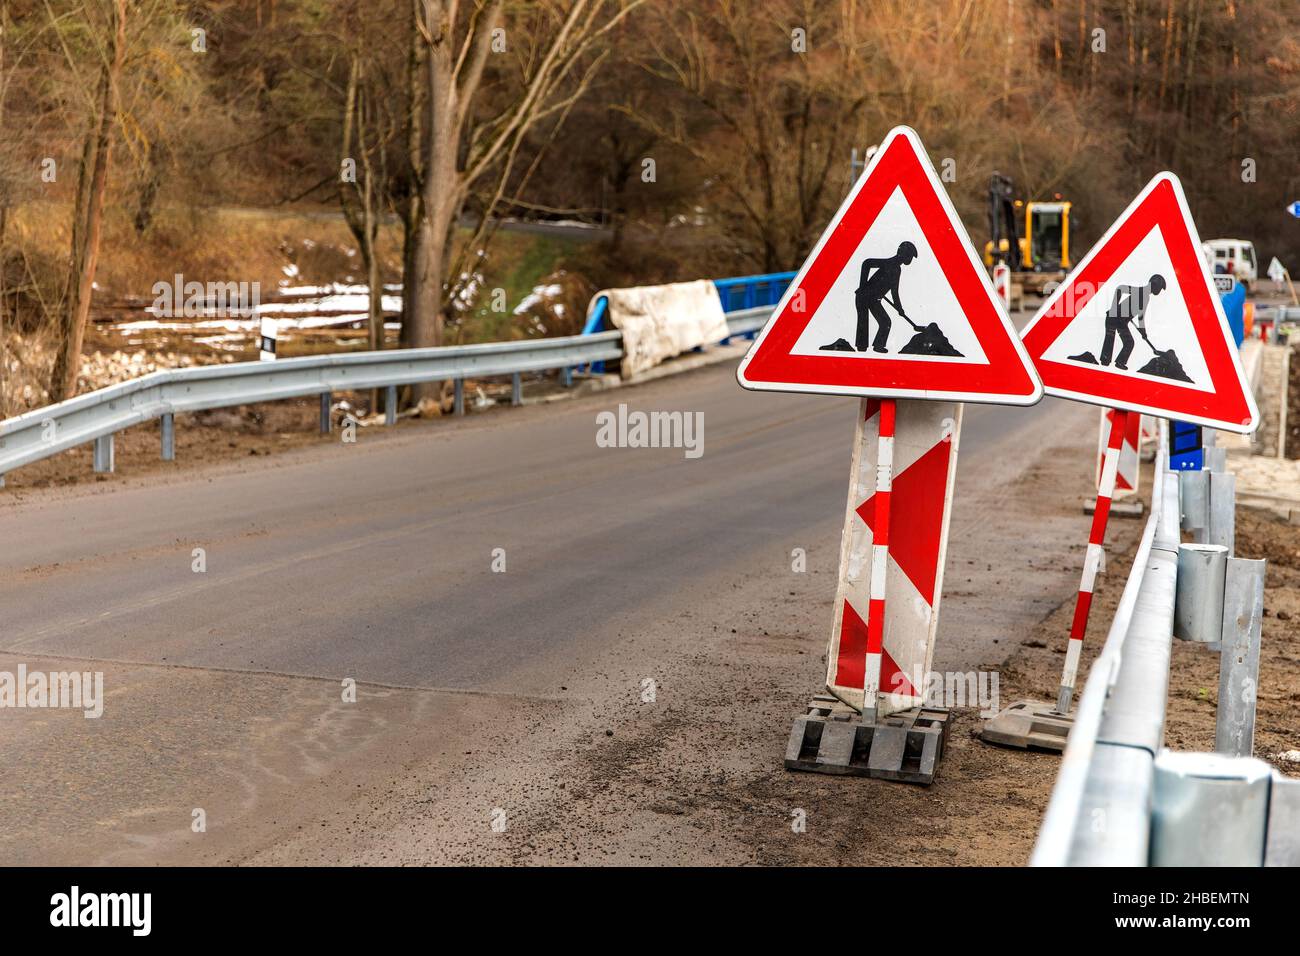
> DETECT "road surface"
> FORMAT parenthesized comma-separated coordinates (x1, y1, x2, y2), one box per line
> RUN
(0, 356, 1118, 864)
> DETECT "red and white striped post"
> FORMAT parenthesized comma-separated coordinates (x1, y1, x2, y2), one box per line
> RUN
(863, 398, 896, 722)
(992, 262, 1011, 310)
(1058, 407, 1129, 714)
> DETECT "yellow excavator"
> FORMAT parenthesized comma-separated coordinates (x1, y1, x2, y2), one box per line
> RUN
(983, 173, 1073, 294)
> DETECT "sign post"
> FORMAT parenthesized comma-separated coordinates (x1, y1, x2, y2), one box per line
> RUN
(862, 399, 895, 722)
(1060, 406, 1128, 713)
(824, 398, 961, 722)
(259, 317, 279, 361)
(739, 126, 1042, 783)
(982, 172, 1258, 749)
(1091, 408, 1142, 516)
(993, 261, 1011, 310)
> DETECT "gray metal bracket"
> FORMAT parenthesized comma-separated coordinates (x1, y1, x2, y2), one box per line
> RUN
(979, 698, 1073, 753)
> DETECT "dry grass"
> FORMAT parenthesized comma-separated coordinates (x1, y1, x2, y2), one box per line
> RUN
(1, 201, 593, 415)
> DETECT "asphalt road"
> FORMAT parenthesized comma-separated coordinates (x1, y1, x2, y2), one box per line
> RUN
(0, 354, 1102, 864)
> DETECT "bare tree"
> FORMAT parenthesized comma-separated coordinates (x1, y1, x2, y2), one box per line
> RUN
(47, 0, 127, 402)
(400, 0, 642, 399)
(340, 50, 393, 357)
(633, 1, 874, 272)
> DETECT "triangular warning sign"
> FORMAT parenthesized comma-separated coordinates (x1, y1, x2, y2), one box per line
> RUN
(1020, 172, 1258, 433)
(737, 126, 1042, 405)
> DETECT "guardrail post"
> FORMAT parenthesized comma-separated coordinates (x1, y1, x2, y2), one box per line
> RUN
(454, 378, 464, 416)
(1174, 543, 1228, 643)
(92, 434, 114, 474)
(385, 386, 397, 427)
(511, 372, 522, 407)
(1179, 470, 1210, 540)
(1216, 558, 1265, 757)
(1150, 752, 1271, 865)
(1208, 471, 1236, 553)
(320, 392, 332, 434)
(161, 413, 175, 461)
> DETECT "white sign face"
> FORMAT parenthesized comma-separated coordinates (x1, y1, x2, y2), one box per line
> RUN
(737, 125, 1042, 404)
(1020, 172, 1257, 432)
(789, 187, 990, 365)
(1039, 225, 1214, 392)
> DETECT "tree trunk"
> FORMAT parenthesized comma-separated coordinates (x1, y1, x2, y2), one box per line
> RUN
(399, 0, 423, 351)
(49, 0, 126, 402)
(404, 1, 465, 402)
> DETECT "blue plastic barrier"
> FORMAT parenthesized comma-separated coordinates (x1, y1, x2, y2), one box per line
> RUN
(1221, 283, 1246, 346)
(572, 271, 796, 378)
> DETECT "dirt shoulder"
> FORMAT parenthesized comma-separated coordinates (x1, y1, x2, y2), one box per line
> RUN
(1164, 506, 1300, 774)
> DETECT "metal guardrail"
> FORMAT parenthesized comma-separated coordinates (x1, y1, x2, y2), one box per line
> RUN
(1033, 421, 1298, 866)
(1260, 304, 1300, 323)
(0, 298, 776, 483)
(1031, 420, 1179, 866)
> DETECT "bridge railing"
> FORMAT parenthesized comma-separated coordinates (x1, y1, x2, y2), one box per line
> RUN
(0, 272, 790, 485)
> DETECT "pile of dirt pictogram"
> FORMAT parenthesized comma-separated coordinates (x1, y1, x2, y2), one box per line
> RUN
(899, 323, 963, 357)
(1067, 347, 1193, 382)
(819, 338, 856, 352)
(1136, 350, 1193, 382)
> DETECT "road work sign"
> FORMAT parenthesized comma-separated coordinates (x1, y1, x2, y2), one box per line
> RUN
(737, 126, 1041, 405)
(1021, 173, 1257, 433)
(825, 399, 960, 717)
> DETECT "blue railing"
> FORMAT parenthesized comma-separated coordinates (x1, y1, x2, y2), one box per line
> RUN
(573, 271, 796, 377)
(713, 271, 797, 313)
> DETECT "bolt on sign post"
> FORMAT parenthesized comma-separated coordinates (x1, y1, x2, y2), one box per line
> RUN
(739, 126, 1041, 732)
(1019, 171, 1258, 715)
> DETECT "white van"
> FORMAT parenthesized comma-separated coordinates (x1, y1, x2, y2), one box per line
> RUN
(1204, 239, 1258, 291)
